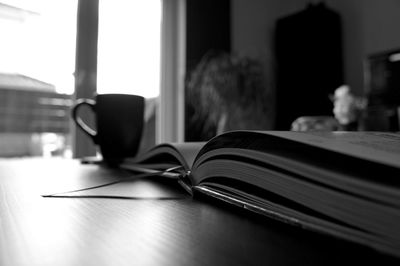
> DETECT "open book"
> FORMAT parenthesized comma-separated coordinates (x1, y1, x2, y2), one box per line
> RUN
(121, 131, 400, 257)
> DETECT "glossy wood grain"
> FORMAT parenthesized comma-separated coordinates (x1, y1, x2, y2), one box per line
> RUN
(0, 158, 398, 266)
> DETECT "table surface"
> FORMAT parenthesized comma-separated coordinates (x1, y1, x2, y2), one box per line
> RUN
(0, 158, 399, 266)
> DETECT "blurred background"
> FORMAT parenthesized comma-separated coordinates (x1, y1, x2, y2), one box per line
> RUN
(0, 0, 399, 158)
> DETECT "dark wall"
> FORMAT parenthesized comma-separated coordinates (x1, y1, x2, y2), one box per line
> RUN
(185, 0, 231, 73)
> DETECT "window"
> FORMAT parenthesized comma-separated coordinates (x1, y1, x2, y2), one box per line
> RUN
(0, 0, 184, 158)
(0, 0, 77, 157)
(97, 0, 162, 99)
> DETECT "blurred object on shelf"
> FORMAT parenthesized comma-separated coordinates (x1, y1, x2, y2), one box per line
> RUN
(291, 116, 340, 132)
(331, 85, 367, 130)
(359, 105, 400, 132)
(361, 48, 400, 132)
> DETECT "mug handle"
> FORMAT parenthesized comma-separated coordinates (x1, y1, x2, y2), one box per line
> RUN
(71, 99, 98, 143)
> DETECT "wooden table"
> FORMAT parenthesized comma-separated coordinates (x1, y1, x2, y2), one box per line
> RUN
(0, 158, 398, 266)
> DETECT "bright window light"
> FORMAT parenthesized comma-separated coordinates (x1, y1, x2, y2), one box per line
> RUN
(0, 0, 77, 94)
(97, 0, 162, 99)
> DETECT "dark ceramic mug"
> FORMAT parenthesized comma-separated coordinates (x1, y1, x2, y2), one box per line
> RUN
(72, 94, 144, 165)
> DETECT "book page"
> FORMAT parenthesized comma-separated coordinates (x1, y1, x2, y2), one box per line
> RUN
(266, 131, 400, 168)
(125, 142, 205, 171)
(170, 142, 205, 168)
